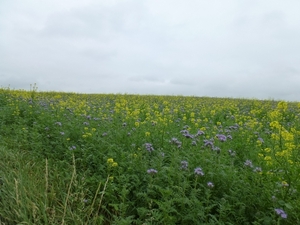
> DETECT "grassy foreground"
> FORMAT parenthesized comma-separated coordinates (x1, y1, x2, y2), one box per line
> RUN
(0, 87, 300, 224)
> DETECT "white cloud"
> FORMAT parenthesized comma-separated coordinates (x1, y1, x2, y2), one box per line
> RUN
(1, 0, 300, 101)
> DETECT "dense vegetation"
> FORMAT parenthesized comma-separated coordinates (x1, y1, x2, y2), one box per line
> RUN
(0, 86, 300, 224)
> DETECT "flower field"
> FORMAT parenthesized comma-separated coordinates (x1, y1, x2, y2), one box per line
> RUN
(0, 87, 300, 224)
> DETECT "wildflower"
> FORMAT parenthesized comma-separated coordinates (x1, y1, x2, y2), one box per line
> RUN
(60, 132, 65, 135)
(275, 208, 287, 219)
(257, 137, 264, 143)
(112, 162, 118, 167)
(145, 132, 150, 136)
(244, 160, 253, 167)
(204, 139, 214, 148)
(69, 146, 76, 150)
(83, 122, 89, 126)
(170, 138, 182, 147)
(122, 122, 127, 127)
(55, 122, 62, 126)
(207, 182, 214, 188)
(216, 134, 227, 142)
(227, 134, 232, 140)
(191, 140, 197, 146)
(107, 158, 114, 163)
(213, 146, 221, 153)
(147, 169, 158, 175)
(253, 167, 262, 173)
(281, 181, 289, 187)
(196, 130, 205, 136)
(102, 132, 107, 136)
(144, 143, 154, 152)
(228, 149, 236, 156)
(194, 167, 204, 176)
(181, 160, 188, 170)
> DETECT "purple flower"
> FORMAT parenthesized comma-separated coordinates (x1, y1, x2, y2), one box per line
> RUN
(196, 130, 205, 136)
(194, 167, 204, 176)
(122, 122, 127, 127)
(181, 161, 188, 170)
(83, 122, 89, 126)
(275, 208, 287, 219)
(60, 132, 65, 135)
(102, 132, 107, 136)
(55, 122, 62, 126)
(244, 160, 253, 167)
(213, 146, 221, 153)
(147, 169, 158, 175)
(69, 145, 76, 150)
(191, 140, 197, 146)
(253, 167, 262, 173)
(216, 134, 227, 142)
(258, 137, 264, 143)
(170, 138, 182, 147)
(204, 139, 214, 148)
(228, 149, 236, 156)
(207, 182, 214, 188)
(227, 135, 233, 140)
(144, 143, 154, 152)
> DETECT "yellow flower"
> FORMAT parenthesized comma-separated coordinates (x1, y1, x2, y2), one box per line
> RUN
(112, 162, 118, 167)
(145, 132, 150, 137)
(107, 158, 114, 163)
(109, 176, 114, 181)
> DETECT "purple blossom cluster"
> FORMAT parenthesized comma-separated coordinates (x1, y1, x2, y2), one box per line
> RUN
(275, 208, 287, 219)
(244, 160, 253, 168)
(147, 168, 158, 175)
(216, 134, 227, 142)
(69, 145, 76, 150)
(194, 167, 205, 176)
(181, 160, 188, 170)
(204, 139, 214, 148)
(207, 182, 214, 188)
(228, 149, 236, 156)
(180, 129, 194, 139)
(253, 167, 262, 173)
(144, 143, 154, 152)
(55, 122, 62, 126)
(169, 138, 182, 148)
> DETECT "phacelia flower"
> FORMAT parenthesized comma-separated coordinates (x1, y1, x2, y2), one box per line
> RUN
(207, 182, 214, 188)
(194, 167, 204, 176)
(244, 160, 253, 167)
(253, 167, 262, 173)
(216, 134, 227, 142)
(144, 143, 154, 152)
(181, 160, 188, 170)
(275, 208, 287, 219)
(147, 169, 158, 175)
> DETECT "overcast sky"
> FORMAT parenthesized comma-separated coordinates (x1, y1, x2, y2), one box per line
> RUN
(1, 0, 300, 101)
